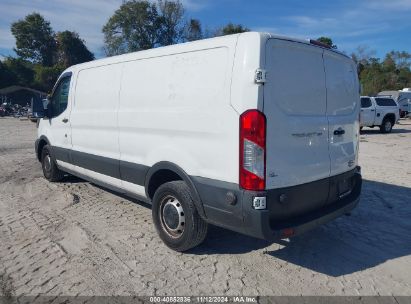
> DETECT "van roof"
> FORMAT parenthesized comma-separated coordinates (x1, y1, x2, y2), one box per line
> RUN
(63, 32, 351, 74)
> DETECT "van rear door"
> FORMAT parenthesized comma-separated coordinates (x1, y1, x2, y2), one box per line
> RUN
(323, 50, 360, 177)
(264, 39, 330, 190)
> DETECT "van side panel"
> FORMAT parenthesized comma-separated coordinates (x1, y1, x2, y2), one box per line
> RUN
(70, 64, 123, 186)
(118, 46, 239, 185)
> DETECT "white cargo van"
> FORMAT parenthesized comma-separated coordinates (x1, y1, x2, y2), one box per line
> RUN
(35, 32, 362, 251)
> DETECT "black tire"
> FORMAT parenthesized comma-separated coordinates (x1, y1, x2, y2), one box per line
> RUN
(152, 181, 208, 252)
(41, 145, 65, 182)
(380, 118, 393, 133)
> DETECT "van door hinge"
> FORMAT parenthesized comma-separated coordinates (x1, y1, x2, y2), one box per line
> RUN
(255, 69, 267, 84)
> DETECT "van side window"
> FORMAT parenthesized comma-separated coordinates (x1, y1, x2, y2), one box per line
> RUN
(361, 98, 372, 108)
(51, 76, 71, 117)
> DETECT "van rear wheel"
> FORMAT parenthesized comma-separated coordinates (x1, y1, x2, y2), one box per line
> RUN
(41, 145, 65, 182)
(152, 181, 208, 252)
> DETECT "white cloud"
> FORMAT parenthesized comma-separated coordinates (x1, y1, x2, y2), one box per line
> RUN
(180, 0, 209, 11)
(364, 0, 411, 11)
(279, 11, 394, 40)
(251, 0, 411, 57)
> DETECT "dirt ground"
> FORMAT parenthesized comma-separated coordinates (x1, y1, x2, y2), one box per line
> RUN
(0, 117, 410, 296)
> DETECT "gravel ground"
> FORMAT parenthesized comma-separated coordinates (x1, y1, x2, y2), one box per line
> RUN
(0, 117, 410, 296)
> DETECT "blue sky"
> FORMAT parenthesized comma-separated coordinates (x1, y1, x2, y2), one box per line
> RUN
(0, 0, 410, 60)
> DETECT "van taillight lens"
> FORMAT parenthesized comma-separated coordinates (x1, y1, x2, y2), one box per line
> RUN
(240, 110, 266, 191)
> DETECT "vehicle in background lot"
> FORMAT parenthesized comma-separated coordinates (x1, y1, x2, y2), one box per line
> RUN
(360, 96, 400, 133)
(0, 103, 29, 118)
(378, 88, 411, 118)
(34, 32, 362, 251)
(1, 103, 12, 116)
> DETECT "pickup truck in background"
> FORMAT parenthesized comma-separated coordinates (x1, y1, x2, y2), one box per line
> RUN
(360, 96, 400, 133)
(378, 88, 411, 118)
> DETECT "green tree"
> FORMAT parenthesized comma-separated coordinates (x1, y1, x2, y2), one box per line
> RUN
(216, 23, 249, 36)
(56, 31, 95, 67)
(11, 13, 56, 66)
(33, 64, 65, 92)
(157, 0, 185, 46)
(1, 57, 35, 87)
(103, 0, 163, 55)
(0, 61, 17, 88)
(387, 51, 411, 69)
(185, 19, 203, 41)
(316, 37, 337, 49)
(4, 13, 96, 91)
(357, 52, 411, 96)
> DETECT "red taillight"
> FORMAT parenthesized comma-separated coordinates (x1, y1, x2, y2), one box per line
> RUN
(239, 110, 266, 191)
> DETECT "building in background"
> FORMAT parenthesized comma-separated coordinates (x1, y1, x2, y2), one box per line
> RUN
(0, 86, 47, 107)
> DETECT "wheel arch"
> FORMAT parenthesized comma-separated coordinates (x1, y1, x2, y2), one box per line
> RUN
(383, 113, 396, 124)
(145, 162, 206, 219)
(36, 136, 51, 161)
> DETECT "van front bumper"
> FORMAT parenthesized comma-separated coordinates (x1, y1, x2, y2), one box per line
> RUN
(193, 167, 362, 241)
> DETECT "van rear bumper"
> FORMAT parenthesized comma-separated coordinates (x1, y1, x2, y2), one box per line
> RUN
(193, 167, 362, 241)
(241, 179, 361, 240)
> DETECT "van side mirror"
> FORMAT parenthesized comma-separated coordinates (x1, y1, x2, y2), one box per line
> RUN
(41, 98, 53, 119)
(30, 98, 48, 120)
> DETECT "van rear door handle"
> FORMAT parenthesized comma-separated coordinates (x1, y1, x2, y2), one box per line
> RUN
(62, 118, 69, 123)
(334, 128, 345, 136)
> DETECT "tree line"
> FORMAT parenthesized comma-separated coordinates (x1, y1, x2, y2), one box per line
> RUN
(0, 12, 95, 92)
(1, 0, 410, 96)
(309, 37, 410, 96)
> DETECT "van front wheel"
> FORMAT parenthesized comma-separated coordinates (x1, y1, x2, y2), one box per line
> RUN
(41, 145, 65, 182)
(152, 181, 208, 252)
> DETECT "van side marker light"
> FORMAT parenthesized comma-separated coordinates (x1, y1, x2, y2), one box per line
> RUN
(253, 197, 266, 210)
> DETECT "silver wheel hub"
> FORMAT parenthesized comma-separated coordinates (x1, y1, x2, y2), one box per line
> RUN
(385, 121, 391, 131)
(160, 196, 185, 238)
(44, 155, 52, 172)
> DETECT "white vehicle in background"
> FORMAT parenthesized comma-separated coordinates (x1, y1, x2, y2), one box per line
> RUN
(378, 88, 411, 118)
(360, 96, 400, 133)
(398, 89, 411, 118)
(34, 32, 362, 251)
